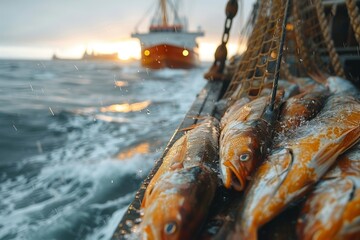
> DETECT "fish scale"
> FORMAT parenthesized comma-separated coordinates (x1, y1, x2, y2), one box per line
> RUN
(229, 93, 360, 240)
(219, 93, 283, 191)
(297, 142, 360, 240)
(137, 117, 220, 240)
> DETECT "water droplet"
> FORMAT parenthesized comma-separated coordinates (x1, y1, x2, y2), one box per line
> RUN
(125, 220, 134, 227)
(29, 82, 34, 91)
(36, 141, 43, 153)
(49, 107, 55, 116)
(139, 209, 145, 216)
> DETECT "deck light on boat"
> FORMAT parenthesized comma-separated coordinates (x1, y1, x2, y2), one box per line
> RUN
(182, 49, 189, 57)
(144, 50, 150, 56)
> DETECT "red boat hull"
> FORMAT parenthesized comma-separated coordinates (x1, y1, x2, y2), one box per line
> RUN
(140, 44, 200, 69)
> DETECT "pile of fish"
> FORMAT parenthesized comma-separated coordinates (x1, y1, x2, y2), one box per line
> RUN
(131, 76, 360, 240)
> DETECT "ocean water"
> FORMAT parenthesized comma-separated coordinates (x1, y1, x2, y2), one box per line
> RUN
(0, 59, 207, 239)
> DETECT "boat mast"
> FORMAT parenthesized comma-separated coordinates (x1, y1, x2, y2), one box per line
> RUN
(160, 0, 168, 26)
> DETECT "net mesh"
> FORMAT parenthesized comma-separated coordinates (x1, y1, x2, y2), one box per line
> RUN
(224, 0, 288, 100)
(223, 0, 346, 103)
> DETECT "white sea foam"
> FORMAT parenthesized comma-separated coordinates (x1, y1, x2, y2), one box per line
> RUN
(86, 203, 130, 240)
(0, 152, 157, 239)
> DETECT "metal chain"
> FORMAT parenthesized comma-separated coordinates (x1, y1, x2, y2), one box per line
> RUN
(204, 0, 238, 81)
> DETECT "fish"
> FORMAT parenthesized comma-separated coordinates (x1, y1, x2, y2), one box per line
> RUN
(138, 117, 220, 240)
(219, 97, 251, 127)
(276, 90, 330, 134)
(228, 93, 360, 240)
(308, 71, 359, 95)
(219, 93, 283, 191)
(326, 76, 359, 95)
(297, 142, 360, 240)
(139, 166, 218, 240)
(218, 79, 298, 119)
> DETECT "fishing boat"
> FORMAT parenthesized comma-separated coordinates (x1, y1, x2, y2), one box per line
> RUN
(131, 0, 204, 69)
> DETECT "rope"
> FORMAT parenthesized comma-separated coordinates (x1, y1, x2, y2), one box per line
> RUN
(346, 0, 360, 45)
(293, 1, 315, 75)
(314, 0, 345, 77)
(280, 63, 297, 83)
(134, 1, 157, 32)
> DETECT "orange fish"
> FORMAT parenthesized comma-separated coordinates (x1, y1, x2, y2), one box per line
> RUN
(276, 90, 329, 134)
(138, 117, 219, 240)
(219, 94, 283, 191)
(297, 142, 360, 240)
(139, 166, 218, 240)
(229, 93, 360, 240)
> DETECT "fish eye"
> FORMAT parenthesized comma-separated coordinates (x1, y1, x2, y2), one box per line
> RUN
(239, 153, 250, 161)
(164, 222, 177, 235)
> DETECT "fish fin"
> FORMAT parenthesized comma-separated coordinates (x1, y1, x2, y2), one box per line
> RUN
(186, 115, 209, 120)
(322, 168, 342, 179)
(172, 135, 188, 165)
(337, 126, 360, 154)
(240, 105, 253, 121)
(311, 144, 347, 179)
(308, 70, 328, 84)
(265, 148, 294, 199)
(312, 126, 360, 178)
(223, 160, 232, 168)
(179, 123, 201, 132)
(170, 162, 184, 170)
(233, 221, 258, 240)
(141, 185, 152, 208)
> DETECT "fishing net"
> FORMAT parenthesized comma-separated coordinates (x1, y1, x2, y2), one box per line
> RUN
(223, 0, 347, 103)
(224, 0, 290, 101)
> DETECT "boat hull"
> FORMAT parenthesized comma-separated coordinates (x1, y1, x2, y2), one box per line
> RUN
(140, 44, 200, 69)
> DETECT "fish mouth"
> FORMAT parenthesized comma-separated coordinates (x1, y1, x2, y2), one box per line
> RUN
(223, 161, 247, 191)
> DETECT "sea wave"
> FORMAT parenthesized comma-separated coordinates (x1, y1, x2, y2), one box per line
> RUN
(0, 60, 208, 239)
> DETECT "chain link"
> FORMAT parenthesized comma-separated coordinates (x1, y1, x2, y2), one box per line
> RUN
(204, 0, 238, 81)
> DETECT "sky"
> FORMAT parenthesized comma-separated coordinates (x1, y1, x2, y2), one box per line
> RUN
(0, 0, 255, 61)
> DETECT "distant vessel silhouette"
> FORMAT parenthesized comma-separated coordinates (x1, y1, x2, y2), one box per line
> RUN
(131, 0, 204, 69)
(81, 50, 119, 61)
(52, 50, 119, 61)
